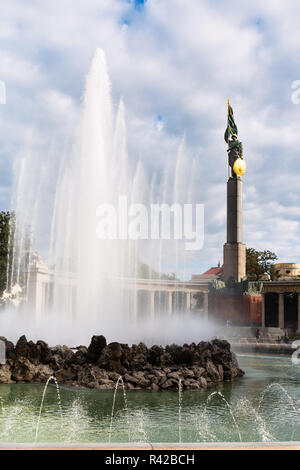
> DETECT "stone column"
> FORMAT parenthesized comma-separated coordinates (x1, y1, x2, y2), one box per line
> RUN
(223, 177, 246, 282)
(168, 291, 173, 315)
(150, 291, 155, 319)
(279, 293, 285, 329)
(26, 269, 45, 318)
(203, 292, 209, 319)
(133, 289, 138, 322)
(261, 293, 265, 328)
(186, 292, 191, 310)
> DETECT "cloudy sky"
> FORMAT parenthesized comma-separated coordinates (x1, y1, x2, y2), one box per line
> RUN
(1, 0, 300, 278)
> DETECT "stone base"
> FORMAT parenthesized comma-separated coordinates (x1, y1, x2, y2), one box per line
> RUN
(223, 242, 246, 282)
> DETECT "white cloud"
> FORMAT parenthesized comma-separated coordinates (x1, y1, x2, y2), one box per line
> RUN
(1, 0, 300, 276)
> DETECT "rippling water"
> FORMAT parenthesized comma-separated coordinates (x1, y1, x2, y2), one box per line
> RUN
(1, 354, 300, 443)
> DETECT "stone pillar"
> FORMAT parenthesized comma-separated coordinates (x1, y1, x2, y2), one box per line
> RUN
(133, 289, 138, 322)
(223, 177, 246, 282)
(261, 293, 265, 328)
(203, 292, 209, 319)
(279, 293, 285, 329)
(186, 292, 191, 310)
(26, 269, 46, 318)
(150, 291, 155, 319)
(168, 291, 173, 315)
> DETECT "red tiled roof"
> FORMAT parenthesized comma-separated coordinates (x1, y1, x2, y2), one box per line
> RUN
(202, 267, 223, 275)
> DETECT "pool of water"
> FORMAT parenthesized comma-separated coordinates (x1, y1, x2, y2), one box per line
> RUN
(1, 354, 300, 443)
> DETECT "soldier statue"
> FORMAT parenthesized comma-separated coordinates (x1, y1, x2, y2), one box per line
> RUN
(227, 133, 243, 178)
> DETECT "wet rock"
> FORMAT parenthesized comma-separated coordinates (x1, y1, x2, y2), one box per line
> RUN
(166, 345, 194, 365)
(206, 359, 220, 382)
(161, 379, 174, 389)
(200, 377, 207, 388)
(108, 371, 121, 382)
(51, 345, 74, 363)
(71, 346, 88, 366)
(0, 337, 15, 360)
(15, 336, 30, 358)
(182, 367, 194, 379)
(151, 383, 160, 391)
(98, 383, 113, 390)
(124, 373, 139, 385)
(0, 335, 244, 391)
(0, 364, 14, 383)
(99, 342, 123, 370)
(35, 364, 54, 382)
(167, 371, 181, 381)
(98, 378, 115, 387)
(217, 364, 224, 381)
(147, 345, 164, 366)
(126, 382, 136, 390)
(12, 358, 37, 382)
(86, 335, 107, 363)
(153, 370, 166, 379)
(55, 367, 77, 383)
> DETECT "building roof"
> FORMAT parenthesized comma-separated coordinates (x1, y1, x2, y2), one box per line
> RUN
(202, 267, 223, 276)
(191, 266, 223, 281)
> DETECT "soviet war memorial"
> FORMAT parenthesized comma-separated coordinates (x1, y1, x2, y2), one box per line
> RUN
(1, 0, 300, 456)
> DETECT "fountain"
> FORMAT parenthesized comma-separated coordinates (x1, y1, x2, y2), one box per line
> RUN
(109, 376, 130, 443)
(1, 50, 300, 448)
(35, 375, 62, 441)
(2, 48, 201, 346)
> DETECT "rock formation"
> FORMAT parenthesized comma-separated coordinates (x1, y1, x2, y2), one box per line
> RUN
(0, 335, 244, 390)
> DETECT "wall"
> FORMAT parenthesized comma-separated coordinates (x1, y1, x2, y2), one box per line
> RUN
(209, 293, 262, 326)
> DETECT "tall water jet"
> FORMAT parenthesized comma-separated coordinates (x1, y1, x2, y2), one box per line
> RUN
(3, 48, 198, 345)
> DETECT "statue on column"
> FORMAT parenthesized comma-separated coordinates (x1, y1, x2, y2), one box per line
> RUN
(224, 100, 246, 178)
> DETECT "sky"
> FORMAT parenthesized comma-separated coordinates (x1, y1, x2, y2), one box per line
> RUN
(1, 0, 300, 277)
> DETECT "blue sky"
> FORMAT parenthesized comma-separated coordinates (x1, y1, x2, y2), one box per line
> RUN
(1, 0, 300, 276)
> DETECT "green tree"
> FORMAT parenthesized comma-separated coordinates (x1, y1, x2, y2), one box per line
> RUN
(0, 211, 13, 295)
(137, 262, 178, 280)
(246, 248, 277, 281)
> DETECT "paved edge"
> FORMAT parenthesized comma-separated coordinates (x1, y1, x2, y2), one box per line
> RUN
(0, 442, 299, 450)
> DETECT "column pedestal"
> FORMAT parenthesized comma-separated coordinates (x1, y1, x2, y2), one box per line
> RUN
(223, 177, 246, 282)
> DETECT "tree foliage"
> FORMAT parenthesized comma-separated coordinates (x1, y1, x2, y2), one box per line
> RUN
(246, 248, 278, 281)
(137, 262, 177, 280)
(0, 211, 13, 295)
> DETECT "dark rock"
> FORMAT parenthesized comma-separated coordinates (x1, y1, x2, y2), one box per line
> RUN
(147, 345, 164, 366)
(86, 335, 107, 363)
(206, 359, 220, 382)
(0, 337, 15, 360)
(15, 336, 30, 358)
(166, 344, 194, 365)
(71, 346, 88, 366)
(51, 345, 74, 363)
(124, 373, 140, 385)
(55, 367, 77, 383)
(12, 358, 37, 382)
(0, 335, 244, 391)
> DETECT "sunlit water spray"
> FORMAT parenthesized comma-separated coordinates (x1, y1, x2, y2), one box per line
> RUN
(35, 375, 62, 442)
(1, 48, 206, 346)
(108, 376, 130, 443)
